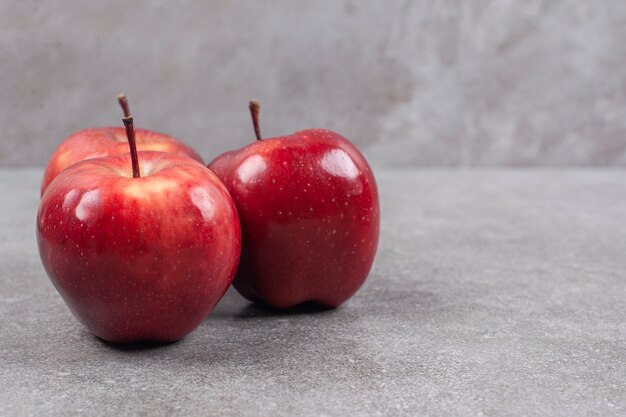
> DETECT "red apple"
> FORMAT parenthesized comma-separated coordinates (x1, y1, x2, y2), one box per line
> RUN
(37, 116, 241, 343)
(40, 95, 203, 196)
(208, 102, 379, 309)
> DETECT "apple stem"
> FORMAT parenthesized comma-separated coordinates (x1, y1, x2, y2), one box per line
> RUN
(117, 94, 131, 118)
(122, 116, 141, 178)
(249, 101, 262, 141)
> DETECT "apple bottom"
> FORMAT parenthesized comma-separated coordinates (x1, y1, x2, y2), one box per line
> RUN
(232, 223, 378, 309)
(39, 242, 234, 344)
(233, 266, 374, 310)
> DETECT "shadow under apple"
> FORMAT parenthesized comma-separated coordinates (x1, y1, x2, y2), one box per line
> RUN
(235, 300, 336, 319)
(95, 335, 182, 352)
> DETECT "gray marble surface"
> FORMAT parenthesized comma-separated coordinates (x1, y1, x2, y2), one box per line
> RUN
(2, 1, 626, 167)
(1, 169, 625, 416)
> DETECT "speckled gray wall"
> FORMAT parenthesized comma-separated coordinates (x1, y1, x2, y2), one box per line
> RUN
(2, 0, 626, 167)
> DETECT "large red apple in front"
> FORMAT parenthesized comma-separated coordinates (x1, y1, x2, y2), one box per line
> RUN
(208, 102, 379, 309)
(37, 117, 240, 343)
(40, 95, 203, 196)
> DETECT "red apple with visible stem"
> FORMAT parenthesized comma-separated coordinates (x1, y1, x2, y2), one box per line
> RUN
(40, 94, 203, 196)
(208, 101, 379, 309)
(37, 114, 241, 343)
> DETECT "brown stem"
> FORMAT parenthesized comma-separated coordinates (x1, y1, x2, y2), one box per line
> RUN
(249, 100, 262, 141)
(117, 94, 131, 118)
(122, 116, 140, 178)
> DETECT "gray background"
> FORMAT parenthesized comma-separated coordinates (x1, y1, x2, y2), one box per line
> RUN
(2, 0, 626, 167)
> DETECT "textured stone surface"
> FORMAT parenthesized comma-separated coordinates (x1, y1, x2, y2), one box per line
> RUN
(1, 169, 625, 416)
(2, 1, 626, 167)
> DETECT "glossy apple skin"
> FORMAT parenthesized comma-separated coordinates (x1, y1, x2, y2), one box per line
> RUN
(41, 127, 204, 196)
(209, 129, 379, 309)
(37, 151, 241, 343)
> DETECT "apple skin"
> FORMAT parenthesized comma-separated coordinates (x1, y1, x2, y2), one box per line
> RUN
(208, 129, 379, 309)
(41, 127, 204, 196)
(37, 151, 241, 343)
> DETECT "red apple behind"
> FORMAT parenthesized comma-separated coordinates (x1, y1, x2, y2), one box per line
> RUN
(37, 115, 240, 343)
(40, 95, 203, 196)
(209, 102, 379, 309)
